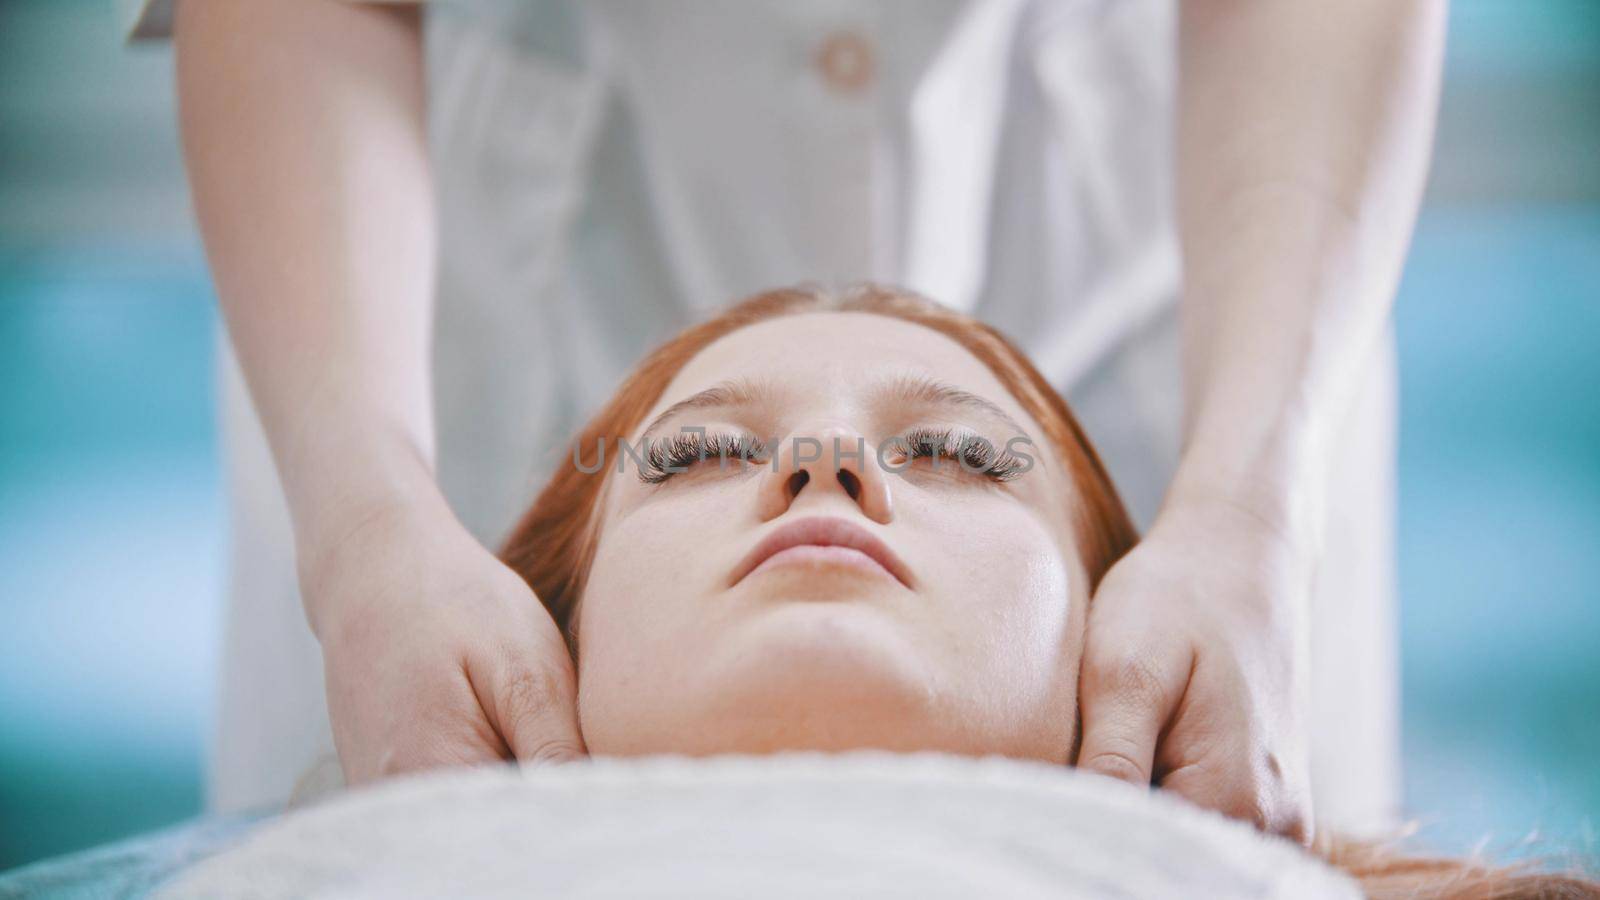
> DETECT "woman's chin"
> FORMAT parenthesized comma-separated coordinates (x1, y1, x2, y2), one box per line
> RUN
(584, 603, 978, 757)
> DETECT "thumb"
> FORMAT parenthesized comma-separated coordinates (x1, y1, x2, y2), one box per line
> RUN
(477, 641, 587, 766)
(1076, 643, 1188, 786)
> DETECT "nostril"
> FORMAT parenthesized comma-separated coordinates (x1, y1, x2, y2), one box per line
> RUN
(836, 468, 861, 501)
(785, 469, 810, 500)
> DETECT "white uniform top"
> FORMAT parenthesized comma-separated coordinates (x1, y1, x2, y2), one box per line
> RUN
(126, 0, 1400, 832)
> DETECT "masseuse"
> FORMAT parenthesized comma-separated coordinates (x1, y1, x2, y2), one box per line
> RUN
(141, 0, 1444, 838)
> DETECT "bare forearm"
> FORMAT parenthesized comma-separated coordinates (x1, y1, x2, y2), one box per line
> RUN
(175, 0, 443, 601)
(1168, 0, 1446, 546)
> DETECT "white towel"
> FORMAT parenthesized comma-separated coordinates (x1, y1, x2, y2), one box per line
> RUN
(158, 751, 1359, 899)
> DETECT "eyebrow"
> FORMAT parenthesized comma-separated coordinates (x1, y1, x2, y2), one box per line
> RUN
(876, 372, 1032, 441)
(640, 372, 1030, 441)
(639, 377, 778, 439)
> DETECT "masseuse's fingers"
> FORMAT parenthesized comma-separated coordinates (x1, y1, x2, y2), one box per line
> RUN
(1153, 655, 1314, 844)
(486, 630, 595, 762)
(1162, 752, 1313, 844)
(491, 653, 586, 765)
(465, 570, 587, 767)
(1076, 604, 1190, 786)
(1159, 717, 1315, 845)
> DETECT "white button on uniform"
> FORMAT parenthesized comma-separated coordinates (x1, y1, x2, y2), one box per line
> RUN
(815, 30, 875, 93)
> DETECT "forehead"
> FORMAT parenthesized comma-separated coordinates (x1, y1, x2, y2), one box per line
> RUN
(649, 311, 1033, 426)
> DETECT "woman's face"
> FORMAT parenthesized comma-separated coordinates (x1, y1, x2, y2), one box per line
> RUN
(576, 312, 1089, 763)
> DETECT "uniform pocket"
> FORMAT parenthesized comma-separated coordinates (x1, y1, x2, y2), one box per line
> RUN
(423, 7, 610, 541)
(426, 7, 608, 289)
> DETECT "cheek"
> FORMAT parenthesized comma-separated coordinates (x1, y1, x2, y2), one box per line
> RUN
(970, 530, 1077, 693)
(581, 480, 739, 629)
(897, 488, 1082, 701)
(572, 482, 744, 740)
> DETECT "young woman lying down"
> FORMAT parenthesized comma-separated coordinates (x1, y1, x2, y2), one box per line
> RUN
(161, 284, 1595, 899)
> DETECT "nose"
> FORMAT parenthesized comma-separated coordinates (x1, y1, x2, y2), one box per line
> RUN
(756, 423, 894, 524)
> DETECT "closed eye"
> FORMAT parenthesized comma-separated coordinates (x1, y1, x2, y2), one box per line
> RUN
(639, 431, 770, 484)
(892, 426, 1029, 482)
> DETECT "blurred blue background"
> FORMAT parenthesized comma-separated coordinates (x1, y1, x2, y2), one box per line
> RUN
(1, 0, 1597, 872)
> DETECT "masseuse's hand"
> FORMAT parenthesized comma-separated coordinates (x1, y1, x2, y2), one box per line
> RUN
(1076, 498, 1314, 844)
(305, 498, 585, 785)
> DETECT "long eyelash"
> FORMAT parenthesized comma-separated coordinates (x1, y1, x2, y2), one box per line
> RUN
(639, 432, 770, 484)
(901, 426, 1027, 482)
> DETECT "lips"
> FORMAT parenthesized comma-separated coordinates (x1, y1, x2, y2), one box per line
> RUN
(729, 516, 915, 589)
